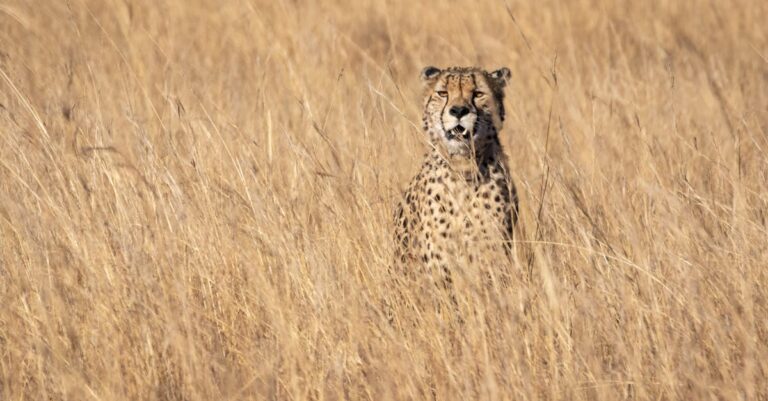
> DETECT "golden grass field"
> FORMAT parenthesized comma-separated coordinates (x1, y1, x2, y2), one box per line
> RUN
(1, 0, 767, 399)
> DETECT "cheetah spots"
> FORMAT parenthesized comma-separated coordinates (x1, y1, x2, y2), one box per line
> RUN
(394, 66, 519, 273)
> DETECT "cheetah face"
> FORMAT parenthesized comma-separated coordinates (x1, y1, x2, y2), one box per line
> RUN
(421, 66, 510, 157)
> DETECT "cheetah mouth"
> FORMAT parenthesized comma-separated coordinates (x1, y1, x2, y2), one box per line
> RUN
(446, 125, 471, 141)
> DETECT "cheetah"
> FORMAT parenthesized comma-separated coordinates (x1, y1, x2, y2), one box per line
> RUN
(393, 66, 519, 286)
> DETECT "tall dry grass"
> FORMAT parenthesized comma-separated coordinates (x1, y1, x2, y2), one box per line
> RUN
(1, 0, 767, 399)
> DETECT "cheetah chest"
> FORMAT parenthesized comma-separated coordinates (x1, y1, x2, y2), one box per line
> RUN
(411, 161, 514, 265)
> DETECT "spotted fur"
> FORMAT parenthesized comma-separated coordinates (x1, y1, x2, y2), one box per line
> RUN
(394, 66, 519, 285)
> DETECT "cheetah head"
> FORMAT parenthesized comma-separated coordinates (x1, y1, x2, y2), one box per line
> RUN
(420, 66, 510, 157)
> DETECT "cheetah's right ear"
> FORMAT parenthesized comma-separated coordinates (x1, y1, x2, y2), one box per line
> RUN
(420, 66, 442, 82)
(489, 67, 511, 88)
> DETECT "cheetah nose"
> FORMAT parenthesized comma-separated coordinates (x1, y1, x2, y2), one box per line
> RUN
(449, 105, 470, 118)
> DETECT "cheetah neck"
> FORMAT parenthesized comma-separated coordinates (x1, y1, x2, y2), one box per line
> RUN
(432, 135, 504, 179)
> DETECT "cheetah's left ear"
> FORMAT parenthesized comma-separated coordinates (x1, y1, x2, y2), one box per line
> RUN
(420, 66, 442, 82)
(489, 67, 511, 88)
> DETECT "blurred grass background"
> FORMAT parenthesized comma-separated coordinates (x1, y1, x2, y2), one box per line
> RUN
(1, 0, 767, 399)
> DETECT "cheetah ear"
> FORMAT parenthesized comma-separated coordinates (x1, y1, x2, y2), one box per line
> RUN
(489, 67, 511, 88)
(420, 66, 442, 82)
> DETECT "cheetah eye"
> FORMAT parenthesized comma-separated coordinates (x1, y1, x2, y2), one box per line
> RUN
(436, 91, 448, 98)
(473, 91, 486, 98)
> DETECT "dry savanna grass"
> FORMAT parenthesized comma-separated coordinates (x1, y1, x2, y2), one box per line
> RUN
(1, 0, 767, 399)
